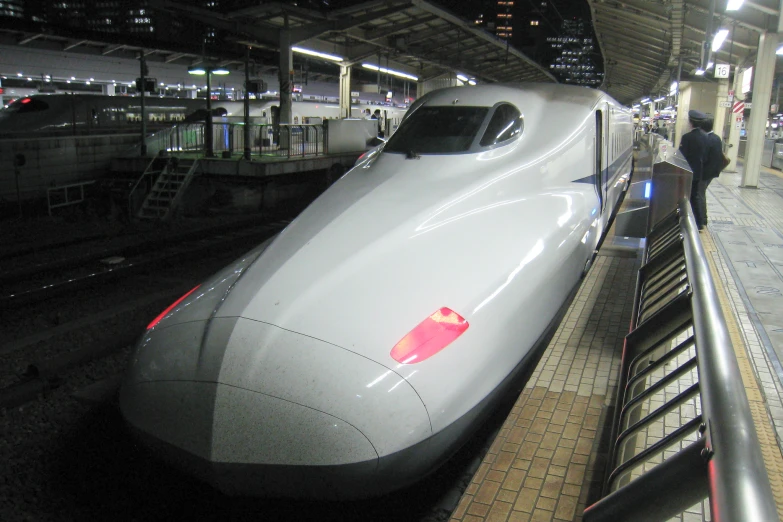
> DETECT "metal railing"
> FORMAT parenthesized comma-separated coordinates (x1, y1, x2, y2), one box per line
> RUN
(127, 156, 166, 220)
(583, 199, 779, 522)
(47, 180, 96, 216)
(135, 122, 325, 158)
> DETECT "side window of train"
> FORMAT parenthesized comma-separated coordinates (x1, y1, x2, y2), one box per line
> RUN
(479, 103, 523, 147)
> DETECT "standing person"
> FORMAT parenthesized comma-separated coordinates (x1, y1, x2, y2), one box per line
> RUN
(372, 109, 383, 137)
(698, 115, 724, 229)
(679, 109, 709, 230)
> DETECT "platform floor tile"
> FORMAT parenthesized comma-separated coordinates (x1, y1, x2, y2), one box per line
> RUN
(450, 253, 639, 522)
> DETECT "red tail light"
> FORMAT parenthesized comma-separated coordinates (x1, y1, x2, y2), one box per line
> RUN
(390, 307, 469, 364)
(146, 285, 200, 330)
(20, 98, 31, 104)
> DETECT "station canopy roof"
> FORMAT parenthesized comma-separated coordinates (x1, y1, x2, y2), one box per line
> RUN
(588, 0, 781, 105)
(157, 0, 557, 84)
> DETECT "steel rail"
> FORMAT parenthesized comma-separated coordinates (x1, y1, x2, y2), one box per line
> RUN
(677, 198, 778, 522)
(584, 198, 779, 521)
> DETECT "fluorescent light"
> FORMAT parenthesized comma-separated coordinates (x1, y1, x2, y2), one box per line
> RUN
(292, 46, 343, 62)
(468, 80, 477, 86)
(670, 81, 678, 95)
(706, 62, 714, 69)
(654, 97, 665, 102)
(777, 45, 783, 55)
(632, 104, 640, 109)
(726, 0, 743, 10)
(188, 67, 206, 75)
(712, 29, 729, 52)
(362, 63, 418, 81)
(456, 74, 468, 82)
(695, 68, 705, 76)
(212, 67, 230, 75)
(640, 97, 651, 103)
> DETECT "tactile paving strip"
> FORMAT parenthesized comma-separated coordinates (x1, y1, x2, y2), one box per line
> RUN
(701, 228, 783, 521)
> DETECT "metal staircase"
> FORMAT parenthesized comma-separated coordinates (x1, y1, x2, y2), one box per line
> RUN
(137, 158, 199, 220)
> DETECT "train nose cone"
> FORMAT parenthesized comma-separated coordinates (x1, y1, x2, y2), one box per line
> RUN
(120, 317, 431, 498)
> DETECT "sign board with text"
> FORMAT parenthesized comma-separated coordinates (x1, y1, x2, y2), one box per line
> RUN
(718, 101, 732, 108)
(714, 64, 730, 78)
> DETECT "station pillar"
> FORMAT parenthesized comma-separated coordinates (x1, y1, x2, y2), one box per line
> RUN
(741, 31, 778, 188)
(103, 83, 115, 96)
(339, 64, 352, 119)
(726, 66, 744, 172)
(278, 22, 293, 150)
(713, 78, 729, 140)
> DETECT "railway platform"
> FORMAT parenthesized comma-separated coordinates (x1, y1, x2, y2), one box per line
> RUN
(451, 158, 783, 522)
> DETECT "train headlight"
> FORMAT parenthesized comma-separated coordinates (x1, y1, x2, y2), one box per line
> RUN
(390, 307, 469, 364)
(146, 285, 201, 330)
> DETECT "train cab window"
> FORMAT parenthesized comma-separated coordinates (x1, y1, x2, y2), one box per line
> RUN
(6, 97, 49, 113)
(479, 103, 523, 147)
(384, 106, 489, 154)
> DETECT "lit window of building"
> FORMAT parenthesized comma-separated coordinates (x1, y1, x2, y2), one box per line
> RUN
(530, 20, 539, 26)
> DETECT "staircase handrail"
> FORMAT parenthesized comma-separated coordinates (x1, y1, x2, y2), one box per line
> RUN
(127, 156, 165, 220)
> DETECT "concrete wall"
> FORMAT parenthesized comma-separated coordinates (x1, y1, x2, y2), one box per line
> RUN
(0, 134, 140, 202)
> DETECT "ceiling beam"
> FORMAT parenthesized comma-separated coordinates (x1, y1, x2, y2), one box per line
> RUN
(63, 39, 88, 51)
(102, 44, 124, 55)
(18, 33, 42, 45)
(165, 52, 189, 63)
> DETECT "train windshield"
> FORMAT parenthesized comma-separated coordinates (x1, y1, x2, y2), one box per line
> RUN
(2, 97, 49, 114)
(384, 106, 489, 154)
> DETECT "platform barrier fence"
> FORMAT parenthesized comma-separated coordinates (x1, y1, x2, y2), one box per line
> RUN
(583, 199, 778, 522)
(139, 122, 325, 158)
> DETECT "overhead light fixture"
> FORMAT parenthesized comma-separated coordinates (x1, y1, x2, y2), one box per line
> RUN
(777, 45, 783, 55)
(712, 29, 729, 52)
(695, 68, 705, 76)
(188, 66, 206, 75)
(456, 74, 468, 82)
(707, 62, 714, 69)
(362, 63, 418, 81)
(726, 0, 743, 10)
(212, 67, 229, 75)
(292, 46, 344, 62)
(640, 97, 651, 103)
(670, 81, 678, 95)
(632, 104, 640, 109)
(654, 97, 665, 102)
(468, 80, 477, 86)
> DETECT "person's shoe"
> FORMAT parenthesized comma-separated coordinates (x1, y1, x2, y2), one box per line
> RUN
(698, 225, 705, 231)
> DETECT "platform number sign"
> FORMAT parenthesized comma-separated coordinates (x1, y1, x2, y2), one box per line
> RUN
(715, 64, 730, 79)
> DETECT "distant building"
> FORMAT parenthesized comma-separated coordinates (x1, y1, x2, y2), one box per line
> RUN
(495, 0, 514, 40)
(546, 17, 603, 86)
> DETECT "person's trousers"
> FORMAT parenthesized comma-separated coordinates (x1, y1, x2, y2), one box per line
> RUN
(690, 178, 711, 228)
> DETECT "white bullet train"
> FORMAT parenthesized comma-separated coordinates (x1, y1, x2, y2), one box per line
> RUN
(119, 83, 634, 499)
(0, 94, 407, 135)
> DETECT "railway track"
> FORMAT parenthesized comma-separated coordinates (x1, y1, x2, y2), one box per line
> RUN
(0, 218, 290, 307)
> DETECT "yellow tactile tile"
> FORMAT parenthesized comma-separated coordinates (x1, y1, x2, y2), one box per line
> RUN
(701, 229, 783, 521)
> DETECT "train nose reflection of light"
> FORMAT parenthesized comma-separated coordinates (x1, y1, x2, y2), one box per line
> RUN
(366, 370, 392, 388)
